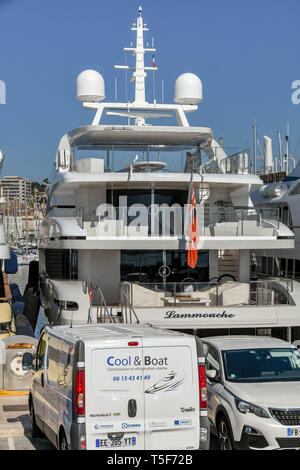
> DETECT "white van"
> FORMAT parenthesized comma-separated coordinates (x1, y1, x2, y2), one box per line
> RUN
(23, 324, 209, 450)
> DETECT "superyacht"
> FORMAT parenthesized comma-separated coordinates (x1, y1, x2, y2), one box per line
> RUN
(38, 7, 299, 342)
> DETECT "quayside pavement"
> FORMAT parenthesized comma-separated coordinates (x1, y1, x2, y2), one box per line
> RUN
(0, 392, 54, 450)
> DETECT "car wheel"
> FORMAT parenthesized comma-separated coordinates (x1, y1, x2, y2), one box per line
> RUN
(217, 416, 234, 450)
(59, 431, 69, 450)
(30, 402, 43, 438)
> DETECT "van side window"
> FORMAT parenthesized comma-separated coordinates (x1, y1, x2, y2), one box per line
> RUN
(46, 336, 62, 385)
(58, 342, 74, 388)
(205, 345, 221, 380)
(36, 333, 47, 370)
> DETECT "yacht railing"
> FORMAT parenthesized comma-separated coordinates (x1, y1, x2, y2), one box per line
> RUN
(72, 145, 252, 175)
(121, 279, 294, 308)
(78, 206, 280, 238)
(91, 285, 115, 324)
(120, 282, 140, 324)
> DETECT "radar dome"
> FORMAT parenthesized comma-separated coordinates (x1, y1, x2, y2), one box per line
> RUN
(174, 73, 203, 105)
(76, 69, 105, 102)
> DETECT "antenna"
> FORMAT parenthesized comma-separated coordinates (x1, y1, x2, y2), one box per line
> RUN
(114, 6, 157, 108)
(114, 78, 118, 102)
(253, 122, 257, 174)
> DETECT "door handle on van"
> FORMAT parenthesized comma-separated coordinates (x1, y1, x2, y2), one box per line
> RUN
(41, 372, 44, 388)
(128, 399, 137, 418)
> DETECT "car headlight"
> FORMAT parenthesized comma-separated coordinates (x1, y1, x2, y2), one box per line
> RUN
(235, 398, 269, 418)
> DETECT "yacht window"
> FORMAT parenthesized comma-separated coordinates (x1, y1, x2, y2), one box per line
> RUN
(261, 257, 267, 275)
(273, 258, 280, 277)
(108, 189, 151, 207)
(292, 327, 300, 343)
(287, 259, 294, 278)
(121, 250, 209, 283)
(45, 249, 78, 280)
(280, 258, 287, 277)
(254, 256, 262, 275)
(295, 260, 300, 280)
(197, 329, 229, 338)
(281, 206, 291, 226)
(256, 328, 272, 336)
(267, 257, 273, 276)
(269, 327, 288, 341)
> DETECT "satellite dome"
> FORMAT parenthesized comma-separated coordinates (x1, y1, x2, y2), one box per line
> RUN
(76, 69, 105, 102)
(174, 73, 203, 105)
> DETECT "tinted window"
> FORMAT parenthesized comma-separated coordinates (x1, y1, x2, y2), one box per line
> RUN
(223, 348, 300, 383)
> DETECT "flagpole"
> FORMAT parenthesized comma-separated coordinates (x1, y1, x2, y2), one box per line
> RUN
(184, 170, 194, 238)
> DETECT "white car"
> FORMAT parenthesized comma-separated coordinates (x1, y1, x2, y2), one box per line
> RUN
(200, 335, 300, 450)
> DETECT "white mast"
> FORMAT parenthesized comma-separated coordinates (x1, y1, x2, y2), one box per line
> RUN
(115, 6, 157, 108)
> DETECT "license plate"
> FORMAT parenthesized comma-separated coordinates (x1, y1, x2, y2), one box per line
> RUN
(96, 436, 136, 448)
(287, 428, 300, 437)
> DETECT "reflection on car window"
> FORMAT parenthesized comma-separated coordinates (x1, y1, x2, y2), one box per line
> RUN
(206, 345, 220, 378)
(36, 333, 47, 370)
(223, 348, 300, 382)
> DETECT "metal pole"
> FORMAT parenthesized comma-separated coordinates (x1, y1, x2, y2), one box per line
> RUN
(253, 123, 257, 174)
(285, 121, 289, 174)
(277, 130, 283, 171)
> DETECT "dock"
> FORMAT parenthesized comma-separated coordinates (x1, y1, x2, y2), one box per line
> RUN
(0, 392, 53, 450)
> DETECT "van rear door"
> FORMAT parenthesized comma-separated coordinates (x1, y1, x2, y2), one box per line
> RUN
(142, 335, 199, 450)
(85, 338, 145, 450)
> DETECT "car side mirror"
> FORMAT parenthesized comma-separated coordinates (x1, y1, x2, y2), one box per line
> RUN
(22, 352, 34, 371)
(206, 369, 217, 381)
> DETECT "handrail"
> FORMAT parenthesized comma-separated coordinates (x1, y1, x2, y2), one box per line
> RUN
(93, 285, 115, 324)
(120, 283, 140, 324)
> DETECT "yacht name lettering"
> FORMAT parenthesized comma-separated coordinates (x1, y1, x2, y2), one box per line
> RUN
(164, 310, 236, 319)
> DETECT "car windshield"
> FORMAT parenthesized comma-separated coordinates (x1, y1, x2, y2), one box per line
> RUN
(222, 348, 300, 383)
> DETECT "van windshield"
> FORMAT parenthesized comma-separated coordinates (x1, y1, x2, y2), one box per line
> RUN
(222, 348, 300, 383)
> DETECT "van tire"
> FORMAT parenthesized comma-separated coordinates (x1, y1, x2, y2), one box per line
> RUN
(29, 402, 43, 438)
(217, 415, 235, 450)
(59, 430, 69, 450)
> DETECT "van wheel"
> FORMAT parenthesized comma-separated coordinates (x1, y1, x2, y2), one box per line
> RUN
(59, 431, 69, 450)
(217, 416, 234, 450)
(30, 403, 43, 438)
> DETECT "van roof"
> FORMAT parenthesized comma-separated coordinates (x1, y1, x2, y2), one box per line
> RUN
(45, 323, 189, 343)
(201, 335, 292, 351)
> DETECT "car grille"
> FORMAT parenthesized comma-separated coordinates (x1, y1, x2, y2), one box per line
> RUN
(270, 408, 300, 426)
(276, 438, 300, 449)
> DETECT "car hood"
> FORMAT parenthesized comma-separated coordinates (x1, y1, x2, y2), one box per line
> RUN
(227, 381, 300, 408)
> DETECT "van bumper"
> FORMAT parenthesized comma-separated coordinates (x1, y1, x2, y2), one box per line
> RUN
(70, 422, 86, 450)
(199, 416, 210, 450)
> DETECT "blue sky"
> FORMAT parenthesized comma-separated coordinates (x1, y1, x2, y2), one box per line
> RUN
(0, 0, 299, 181)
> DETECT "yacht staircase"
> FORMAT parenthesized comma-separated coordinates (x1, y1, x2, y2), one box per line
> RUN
(217, 249, 239, 280)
